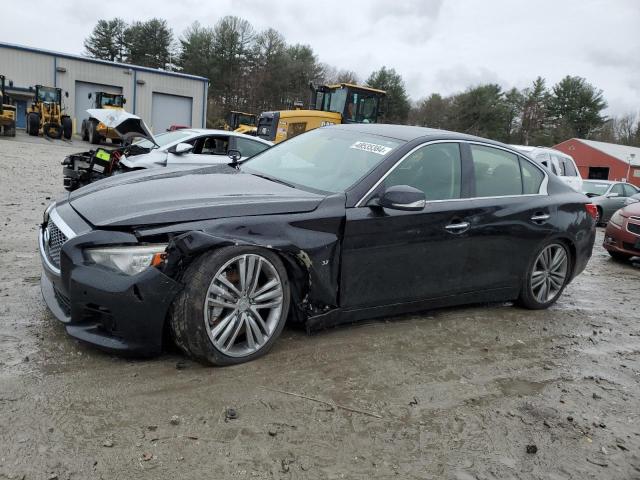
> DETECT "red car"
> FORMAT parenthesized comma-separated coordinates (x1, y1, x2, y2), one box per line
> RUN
(603, 201, 640, 260)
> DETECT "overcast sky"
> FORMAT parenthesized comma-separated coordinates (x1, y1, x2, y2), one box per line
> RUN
(3, 0, 639, 115)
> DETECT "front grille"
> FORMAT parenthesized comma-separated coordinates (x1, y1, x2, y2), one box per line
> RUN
(627, 221, 640, 235)
(45, 219, 68, 268)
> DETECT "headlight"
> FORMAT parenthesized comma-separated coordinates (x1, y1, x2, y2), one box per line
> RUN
(610, 210, 624, 227)
(43, 202, 55, 223)
(84, 244, 168, 275)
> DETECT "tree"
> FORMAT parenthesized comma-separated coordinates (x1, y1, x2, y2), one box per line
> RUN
(366, 66, 410, 123)
(178, 22, 215, 79)
(504, 87, 524, 143)
(84, 18, 127, 62)
(125, 19, 175, 69)
(520, 77, 551, 145)
(284, 44, 325, 108)
(548, 76, 607, 140)
(449, 84, 510, 141)
(410, 93, 451, 128)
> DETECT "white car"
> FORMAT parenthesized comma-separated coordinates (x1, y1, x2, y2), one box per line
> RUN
(120, 128, 273, 169)
(511, 145, 583, 192)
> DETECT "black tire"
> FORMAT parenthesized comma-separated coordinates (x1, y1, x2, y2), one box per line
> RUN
(88, 119, 101, 145)
(43, 122, 62, 139)
(62, 116, 72, 140)
(170, 246, 291, 366)
(595, 207, 603, 226)
(607, 250, 631, 262)
(4, 121, 15, 137)
(517, 241, 571, 310)
(27, 112, 39, 136)
(81, 120, 89, 141)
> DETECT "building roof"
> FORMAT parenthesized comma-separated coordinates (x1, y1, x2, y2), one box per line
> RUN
(0, 41, 208, 83)
(570, 138, 640, 167)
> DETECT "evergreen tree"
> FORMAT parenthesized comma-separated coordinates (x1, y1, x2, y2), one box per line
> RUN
(84, 18, 127, 62)
(366, 66, 410, 123)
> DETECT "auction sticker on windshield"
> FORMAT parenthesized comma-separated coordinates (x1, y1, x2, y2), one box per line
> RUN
(350, 141, 393, 155)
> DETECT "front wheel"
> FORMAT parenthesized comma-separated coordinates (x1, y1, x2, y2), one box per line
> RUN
(170, 247, 290, 366)
(517, 242, 571, 309)
(62, 116, 72, 140)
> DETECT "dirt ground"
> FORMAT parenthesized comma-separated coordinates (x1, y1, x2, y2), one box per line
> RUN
(0, 132, 639, 480)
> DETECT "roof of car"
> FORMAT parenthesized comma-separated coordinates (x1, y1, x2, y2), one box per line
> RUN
(510, 145, 574, 158)
(583, 179, 616, 184)
(331, 123, 510, 146)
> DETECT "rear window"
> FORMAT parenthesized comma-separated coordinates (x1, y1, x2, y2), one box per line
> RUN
(472, 145, 544, 197)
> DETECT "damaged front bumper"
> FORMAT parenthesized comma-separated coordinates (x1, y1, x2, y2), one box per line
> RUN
(39, 208, 182, 356)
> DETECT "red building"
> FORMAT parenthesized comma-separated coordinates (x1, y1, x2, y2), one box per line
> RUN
(554, 138, 640, 187)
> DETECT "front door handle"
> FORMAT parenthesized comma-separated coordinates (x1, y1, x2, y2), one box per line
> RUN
(445, 221, 470, 233)
(531, 213, 550, 223)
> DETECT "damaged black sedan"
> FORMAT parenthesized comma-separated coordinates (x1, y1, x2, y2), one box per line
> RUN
(40, 124, 596, 365)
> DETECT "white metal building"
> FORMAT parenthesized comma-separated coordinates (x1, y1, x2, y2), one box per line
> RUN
(0, 42, 208, 134)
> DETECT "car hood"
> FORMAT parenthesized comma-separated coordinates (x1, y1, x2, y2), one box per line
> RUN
(67, 165, 323, 227)
(621, 201, 640, 217)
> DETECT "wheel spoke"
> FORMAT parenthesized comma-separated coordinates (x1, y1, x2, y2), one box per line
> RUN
(207, 297, 237, 310)
(208, 284, 237, 302)
(248, 258, 262, 297)
(213, 313, 238, 347)
(238, 256, 248, 293)
(253, 284, 282, 303)
(244, 313, 256, 349)
(550, 249, 566, 271)
(210, 311, 236, 339)
(531, 271, 546, 288)
(216, 273, 242, 298)
(249, 307, 269, 333)
(252, 278, 280, 299)
(224, 315, 245, 351)
(244, 256, 256, 294)
(246, 312, 265, 344)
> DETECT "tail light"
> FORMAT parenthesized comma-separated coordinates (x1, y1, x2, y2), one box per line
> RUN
(585, 203, 598, 220)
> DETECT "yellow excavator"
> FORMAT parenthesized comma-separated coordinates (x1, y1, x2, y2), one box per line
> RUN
(256, 83, 386, 143)
(225, 110, 257, 136)
(0, 75, 16, 137)
(82, 92, 127, 144)
(26, 85, 72, 139)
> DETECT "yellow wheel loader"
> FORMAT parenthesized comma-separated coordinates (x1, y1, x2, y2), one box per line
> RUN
(256, 83, 386, 144)
(225, 110, 257, 136)
(0, 75, 16, 137)
(26, 85, 72, 140)
(82, 92, 127, 145)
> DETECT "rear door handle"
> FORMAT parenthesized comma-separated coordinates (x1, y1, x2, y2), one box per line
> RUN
(445, 221, 470, 233)
(531, 213, 550, 222)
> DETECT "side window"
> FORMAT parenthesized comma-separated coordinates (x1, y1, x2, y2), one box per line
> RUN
(623, 184, 638, 197)
(610, 184, 624, 196)
(560, 157, 578, 176)
(384, 143, 461, 201)
(520, 157, 545, 194)
(235, 137, 270, 158)
(201, 136, 229, 155)
(471, 145, 522, 197)
(551, 155, 566, 175)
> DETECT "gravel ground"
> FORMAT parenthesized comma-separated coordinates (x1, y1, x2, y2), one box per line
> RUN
(1, 132, 639, 480)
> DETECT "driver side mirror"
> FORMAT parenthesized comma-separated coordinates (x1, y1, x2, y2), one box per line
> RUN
(88, 93, 92, 99)
(122, 98, 127, 104)
(227, 149, 242, 162)
(168, 142, 194, 155)
(371, 185, 426, 211)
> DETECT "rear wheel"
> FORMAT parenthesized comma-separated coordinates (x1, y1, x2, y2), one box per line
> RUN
(27, 112, 39, 136)
(170, 247, 290, 366)
(517, 242, 570, 309)
(81, 120, 89, 141)
(607, 250, 632, 261)
(595, 207, 603, 226)
(43, 122, 62, 139)
(4, 121, 15, 137)
(61, 116, 72, 139)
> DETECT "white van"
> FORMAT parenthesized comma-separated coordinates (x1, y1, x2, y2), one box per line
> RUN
(511, 146, 583, 192)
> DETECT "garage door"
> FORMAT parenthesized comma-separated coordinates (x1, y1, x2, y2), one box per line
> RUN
(151, 92, 192, 133)
(75, 81, 123, 134)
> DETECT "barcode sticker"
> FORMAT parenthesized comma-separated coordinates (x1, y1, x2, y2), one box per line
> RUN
(350, 141, 393, 155)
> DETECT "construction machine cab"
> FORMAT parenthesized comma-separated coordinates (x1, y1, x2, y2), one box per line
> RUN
(311, 83, 386, 124)
(90, 91, 126, 109)
(0, 75, 17, 137)
(35, 85, 63, 105)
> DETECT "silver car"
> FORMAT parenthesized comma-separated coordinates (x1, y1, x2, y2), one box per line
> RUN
(120, 129, 273, 169)
(582, 180, 640, 224)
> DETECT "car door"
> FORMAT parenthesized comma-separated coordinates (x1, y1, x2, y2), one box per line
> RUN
(340, 141, 475, 309)
(231, 136, 271, 160)
(461, 144, 554, 291)
(603, 183, 626, 219)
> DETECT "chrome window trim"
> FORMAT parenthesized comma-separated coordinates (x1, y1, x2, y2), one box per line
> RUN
(355, 139, 549, 207)
(39, 209, 77, 275)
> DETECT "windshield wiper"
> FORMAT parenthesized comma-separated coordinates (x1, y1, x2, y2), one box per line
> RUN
(249, 172, 298, 189)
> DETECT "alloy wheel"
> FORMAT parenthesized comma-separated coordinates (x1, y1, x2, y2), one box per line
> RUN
(203, 254, 283, 357)
(530, 244, 568, 304)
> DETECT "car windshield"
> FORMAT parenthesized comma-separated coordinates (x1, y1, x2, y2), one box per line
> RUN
(134, 130, 191, 149)
(241, 128, 403, 193)
(582, 181, 610, 196)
